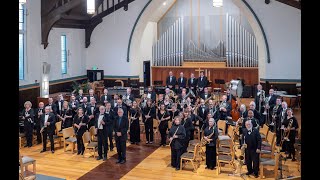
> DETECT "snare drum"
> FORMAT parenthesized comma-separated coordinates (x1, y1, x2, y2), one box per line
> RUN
(281, 95, 297, 108)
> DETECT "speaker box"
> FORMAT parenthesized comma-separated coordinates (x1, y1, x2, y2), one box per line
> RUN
(242, 85, 253, 98)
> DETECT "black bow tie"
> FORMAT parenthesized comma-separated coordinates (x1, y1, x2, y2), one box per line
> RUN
(45, 114, 49, 115)
(100, 114, 104, 116)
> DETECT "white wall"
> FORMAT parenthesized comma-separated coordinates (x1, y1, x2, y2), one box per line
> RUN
(19, 0, 86, 87)
(86, 0, 149, 77)
(245, 0, 301, 81)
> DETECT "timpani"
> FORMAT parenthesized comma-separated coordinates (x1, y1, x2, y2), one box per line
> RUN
(281, 94, 297, 108)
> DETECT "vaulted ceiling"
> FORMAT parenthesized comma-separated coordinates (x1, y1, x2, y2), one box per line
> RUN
(41, 0, 135, 49)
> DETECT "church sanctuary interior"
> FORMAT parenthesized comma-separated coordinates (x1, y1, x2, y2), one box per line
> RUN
(18, 0, 301, 179)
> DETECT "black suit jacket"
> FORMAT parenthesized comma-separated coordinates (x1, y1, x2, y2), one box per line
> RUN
(198, 106, 209, 121)
(87, 95, 98, 102)
(197, 76, 208, 88)
(55, 100, 64, 115)
(100, 94, 112, 104)
(204, 126, 219, 146)
(94, 112, 113, 132)
(114, 116, 129, 141)
(188, 78, 198, 89)
(35, 108, 45, 126)
(266, 95, 278, 110)
(76, 95, 84, 103)
(200, 93, 211, 100)
(113, 105, 128, 117)
(242, 128, 261, 151)
(40, 112, 56, 133)
(147, 92, 157, 102)
(166, 76, 177, 87)
(169, 124, 186, 149)
(177, 77, 187, 89)
(46, 103, 57, 115)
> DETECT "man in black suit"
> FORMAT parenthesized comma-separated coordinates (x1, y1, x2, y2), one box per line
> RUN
(166, 71, 177, 90)
(81, 97, 89, 114)
(254, 84, 265, 114)
(105, 102, 115, 151)
(188, 73, 198, 94)
(46, 97, 57, 115)
(264, 88, 278, 125)
(69, 95, 79, 117)
(177, 72, 187, 93)
(35, 102, 45, 144)
(87, 89, 98, 102)
(100, 88, 112, 105)
(242, 120, 261, 178)
(123, 88, 135, 109)
(95, 105, 112, 161)
(86, 97, 99, 128)
(147, 86, 156, 103)
(76, 89, 85, 104)
(55, 94, 64, 116)
(40, 106, 56, 153)
(277, 101, 288, 146)
(218, 95, 232, 121)
(113, 99, 128, 117)
(248, 101, 262, 126)
(114, 108, 129, 164)
(197, 71, 208, 93)
(200, 87, 211, 101)
(111, 94, 120, 109)
(197, 99, 208, 131)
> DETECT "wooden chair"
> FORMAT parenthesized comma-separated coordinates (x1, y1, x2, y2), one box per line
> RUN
(89, 126, 98, 142)
(218, 125, 234, 148)
(54, 121, 63, 147)
(260, 125, 269, 141)
(19, 172, 36, 180)
(19, 137, 22, 149)
(262, 131, 275, 148)
(217, 120, 227, 135)
(82, 131, 98, 158)
(153, 119, 159, 143)
(259, 152, 280, 179)
(19, 151, 36, 178)
(261, 133, 277, 159)
(216, 144, 235, 175)
(62, 127, 77, 153)
(180, 143, 201, 172)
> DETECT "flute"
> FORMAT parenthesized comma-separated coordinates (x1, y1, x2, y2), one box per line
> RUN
(169, 125, 180, 146)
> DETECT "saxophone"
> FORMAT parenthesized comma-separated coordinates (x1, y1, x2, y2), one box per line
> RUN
(239, 136, 246, 161)
(201, 127, 215, 146)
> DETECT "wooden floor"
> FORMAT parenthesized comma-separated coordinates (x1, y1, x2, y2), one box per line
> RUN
(20, 98, 301, 180)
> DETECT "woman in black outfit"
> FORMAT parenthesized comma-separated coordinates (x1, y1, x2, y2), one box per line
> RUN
(142, 99, 156, 144)
(203, 118, 219, 169)
(58, 101, 73, 129)
(281, 108, 298, 161)
(73, 107, 88, 155)
(157, 103, 171, 146)
(169, 116, 186, 170)
(21, 101, 35, 147)
(129, 101, 141, 144)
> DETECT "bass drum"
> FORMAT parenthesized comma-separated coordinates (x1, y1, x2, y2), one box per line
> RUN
(229, 80, 243, 98)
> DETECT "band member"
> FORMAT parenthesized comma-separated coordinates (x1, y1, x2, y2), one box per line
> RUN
(157, 94, 164, 107)
(177, 72, 187, 93)
(111, 94, 119, 109)
(164, 88, 175, 101)
(129, 101, 141, 145)
(164, 95, 173, 110)
(105, 103, 115, 151)
(242, 120, 261, 178)
(87, 89, 98, 102)
(142, 99, 156, 144)
(169, 116, 186, 170)
(86, 97, 99, 128)
(237, 104, 248, 146)
(123, 88, 134, 109)
(69, 95, 79, 117)
(140, 94, 148, 109)
(226, 88, 237, 102)
(264, 88, 278, 125)
(157, 104, 171, 146)
(248, 101, 262, 126)
(100, 88, 112, 105)
(76, 89, 84, 103)
(241, 110, 260, 131)
(55, 94, 64, 116)
(187, 106, 202, 140)
(80, 97, 89, 114)
(203, 113, 213, 130)
(35, 102, 45, 144)
(239, 104, 248, 119)
(114, 108, 129, 164)
(73, 107, 89, 155)
(147, 86, 156, 102)
(40, 106, 56, 153)
(208, 100, 219, 120)
(254, 84, 265, 115)
(200, 87, 211, 101)
(188, 73, 198, 94)
(114, 99, 128, 117)
(197, 99, 208, 132)
(271, 97, 282, 133)
(21, 101, 35, 147)
(181, 110, 194, 152)
(169, 104, 180, 127)
(277, 101, 288, 146)
(218, 95, 232, 120)
(166, 71, 177, 90)
(204, 118, 219, 170)
(184, 97, 195, 110)
(197, 71, 208, 93)
(58, 101, 73, 129)
(95, 105, 110, 161)
(281, 108, 298, 161)
(46, 97, 57, 115)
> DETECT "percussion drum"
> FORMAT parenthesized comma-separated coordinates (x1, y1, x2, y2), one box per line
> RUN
(281, 95, 297, 108)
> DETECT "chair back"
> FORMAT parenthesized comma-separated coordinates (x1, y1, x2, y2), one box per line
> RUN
(260, 125, 269, 136)
(267, 131, 276, 146)
(55, 121, 62, 133)
(193, 143, 200, 160)
(89, 126, 97, 140)
(217, 120, 227, 135)
(82, 131, 91, 144)
(62, 127, 75, 139)
(227, 125, 234, 139)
